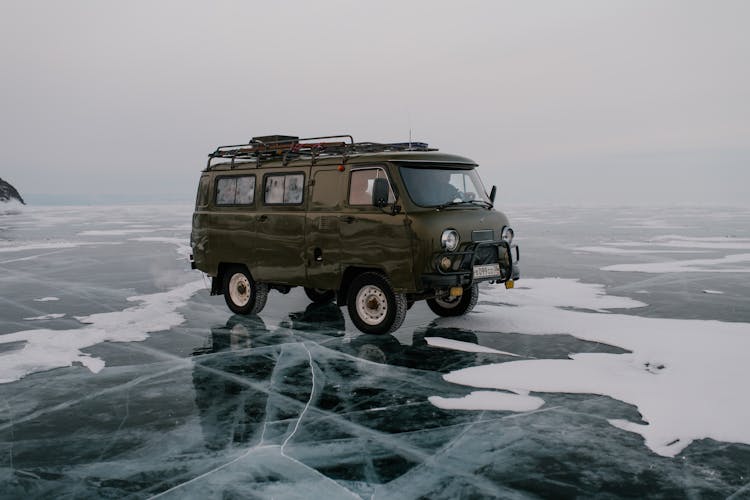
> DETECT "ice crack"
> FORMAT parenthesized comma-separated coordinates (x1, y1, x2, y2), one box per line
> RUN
(281, 342, 315, 456)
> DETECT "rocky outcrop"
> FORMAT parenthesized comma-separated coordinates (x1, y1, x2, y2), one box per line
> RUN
(0, 178, 25, 204)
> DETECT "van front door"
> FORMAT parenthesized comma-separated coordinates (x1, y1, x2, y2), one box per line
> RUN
(340, 166, 412, 291)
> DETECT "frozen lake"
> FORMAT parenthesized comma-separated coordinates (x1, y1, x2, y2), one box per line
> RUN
(1, 204, 749, 498)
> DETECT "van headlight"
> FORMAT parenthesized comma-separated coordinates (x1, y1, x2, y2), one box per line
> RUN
(441, 229, 460, 251)
(501, 226, 514, 244)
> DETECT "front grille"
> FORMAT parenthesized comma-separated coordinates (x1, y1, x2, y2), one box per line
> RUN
(459, 244, 500, 270)
(472, 230, 494, 242)
(475, 245, 499, 265)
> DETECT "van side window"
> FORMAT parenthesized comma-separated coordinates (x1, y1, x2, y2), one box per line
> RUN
(216, 176, 255, 205)
(311, 170, 344, 210)
(349, 168, 395, 205)
(265, 173, 304, 205)
(196, 176, 209, 207)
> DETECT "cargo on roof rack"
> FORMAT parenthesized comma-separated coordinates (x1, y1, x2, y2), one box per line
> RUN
(206, 133, 436, 170)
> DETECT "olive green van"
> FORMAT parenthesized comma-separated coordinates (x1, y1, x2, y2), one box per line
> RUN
(190, 135, 519, 334)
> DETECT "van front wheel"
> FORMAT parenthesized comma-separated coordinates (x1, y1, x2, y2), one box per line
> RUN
(304, 287, 335, 304)
(223, 266, 268, 315)
(426, 283, 479, 317)
(347, 272, 407, 335)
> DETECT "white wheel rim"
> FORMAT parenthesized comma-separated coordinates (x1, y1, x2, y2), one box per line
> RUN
(435, 295, 461, 309)
(228, 273, 252, 307)
(356, 285, 388, 326)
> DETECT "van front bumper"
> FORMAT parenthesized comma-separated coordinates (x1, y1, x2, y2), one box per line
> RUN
(421, 240, 520, 289)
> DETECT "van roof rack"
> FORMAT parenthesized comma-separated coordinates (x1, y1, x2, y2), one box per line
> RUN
(206, 134, 437, 170)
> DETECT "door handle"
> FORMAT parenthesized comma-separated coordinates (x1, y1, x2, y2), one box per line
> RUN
(256, 214, 268, 222)
(340, 216, 356, 224)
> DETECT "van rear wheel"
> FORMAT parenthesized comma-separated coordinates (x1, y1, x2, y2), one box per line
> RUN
(427, 283, 479, 317)
(347, 272, 407, 335)
(223, 266, 268, 315)
(304, 287, 335, 304)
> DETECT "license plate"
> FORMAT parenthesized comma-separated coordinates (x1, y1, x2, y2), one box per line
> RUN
(473, 263, 501, 279)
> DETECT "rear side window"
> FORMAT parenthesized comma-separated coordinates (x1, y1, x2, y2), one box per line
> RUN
(264, 173, 305, 205)
(196, 176, 209, 207)
(216, 176, 255, 205)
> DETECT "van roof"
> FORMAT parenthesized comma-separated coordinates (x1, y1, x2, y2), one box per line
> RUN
(204, 134, 478, 171)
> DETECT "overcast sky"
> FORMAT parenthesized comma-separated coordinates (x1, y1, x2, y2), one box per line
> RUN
(1, 0, 748, 205)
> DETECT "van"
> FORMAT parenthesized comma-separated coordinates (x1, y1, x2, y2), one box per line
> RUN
(190, 135, 520, 334)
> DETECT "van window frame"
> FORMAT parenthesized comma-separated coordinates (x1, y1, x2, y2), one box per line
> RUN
(347, 165, 397, 207)
(214, 174, 257, 207)
(262, 171, 306, 206)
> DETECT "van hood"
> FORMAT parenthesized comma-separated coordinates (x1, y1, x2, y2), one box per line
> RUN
(407, 207, 512, 255)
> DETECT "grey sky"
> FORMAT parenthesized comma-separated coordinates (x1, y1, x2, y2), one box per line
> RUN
(1, 0, 748, 205)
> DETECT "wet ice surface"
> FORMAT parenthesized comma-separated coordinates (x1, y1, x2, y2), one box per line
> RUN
(2, 205, 750, 498)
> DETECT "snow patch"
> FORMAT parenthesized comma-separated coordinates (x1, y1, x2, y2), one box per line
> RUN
(425, 337, 519, 356)
(0, 200, 24, 215)
(33, 297, 60, 302)
(433, 278, 750, 457)
(484, 278, 646, 312)
(0, 241, 118, 253)
(0, 280, 205, 384)
(78, 229, 160, 236)
(575, 246, 707, 255)
(23, 314, 66, 321)
(430, 391, 544, 412)
(603, 253, 750, 273)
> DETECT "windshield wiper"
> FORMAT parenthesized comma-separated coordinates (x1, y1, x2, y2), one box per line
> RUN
(435, 199, 492, 210)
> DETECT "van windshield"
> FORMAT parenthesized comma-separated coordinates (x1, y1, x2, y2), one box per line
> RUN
(399, 166, 491, 208)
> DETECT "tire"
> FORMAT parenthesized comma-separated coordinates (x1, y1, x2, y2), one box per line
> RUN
(426, 283, 479, 317)
(304, 287, 335, 304)
(346, 272, 407, 335)
(223, 266, 269, 315)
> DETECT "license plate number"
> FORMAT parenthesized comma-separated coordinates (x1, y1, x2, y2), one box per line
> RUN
(473, 263, 501, 279)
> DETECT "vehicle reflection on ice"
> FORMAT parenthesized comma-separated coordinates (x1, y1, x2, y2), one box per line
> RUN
(189, 304, 487, 457)
(186, 305, 705, 498)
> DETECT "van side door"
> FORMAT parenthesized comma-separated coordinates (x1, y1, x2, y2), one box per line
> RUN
(305, 166, 346, 289)
(252, 167, 310, 285)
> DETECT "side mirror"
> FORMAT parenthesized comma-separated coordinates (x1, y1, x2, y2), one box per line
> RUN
(372, 178, 390, 208)
(489, 185, 497, 203)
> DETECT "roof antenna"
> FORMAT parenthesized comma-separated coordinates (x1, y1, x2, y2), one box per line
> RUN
(408, 111, 412, 150)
